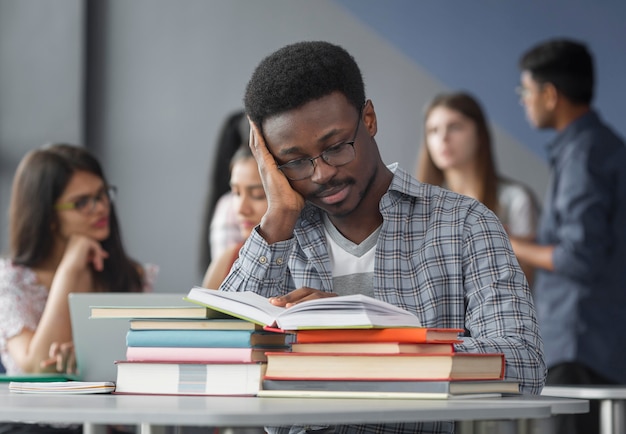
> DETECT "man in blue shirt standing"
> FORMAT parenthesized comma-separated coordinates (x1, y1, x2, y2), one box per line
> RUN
(512, 38, 626, 434)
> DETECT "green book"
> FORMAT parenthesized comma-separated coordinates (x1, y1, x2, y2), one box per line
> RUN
(0, 373, 81, 383)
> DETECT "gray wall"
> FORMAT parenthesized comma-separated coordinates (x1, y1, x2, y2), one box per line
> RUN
(0, 0, 84, 252)
(1, 0, 550, 293)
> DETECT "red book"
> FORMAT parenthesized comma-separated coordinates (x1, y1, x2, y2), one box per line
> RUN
(264, 352, 505, 381)
(294, 327, 463, 344)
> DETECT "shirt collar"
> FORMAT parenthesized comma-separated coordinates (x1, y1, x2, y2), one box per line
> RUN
(545, 110, 599, 163)
(300, 163, 418, 221)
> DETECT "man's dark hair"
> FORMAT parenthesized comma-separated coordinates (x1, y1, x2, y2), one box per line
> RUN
(244, 41, 365, 128)
(519, 38, 594, 105)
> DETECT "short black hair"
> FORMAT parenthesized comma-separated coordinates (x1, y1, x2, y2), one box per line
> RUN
(519, 38, 594, 105)
(244, 41, 365, 128)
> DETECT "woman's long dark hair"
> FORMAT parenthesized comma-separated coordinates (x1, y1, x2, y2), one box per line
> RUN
(199, 110, 249, 272)
(9, 143, 142, 292)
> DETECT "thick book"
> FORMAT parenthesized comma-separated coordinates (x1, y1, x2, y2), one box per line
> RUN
(290, 342, 454, 354)
(261, 378, 520, 396)
(126, 346, 284, 363)
(184, 287, 422, 330)
(264, 352, 505, 381)
(125, 329, 287, 348)
(294, 328, 462, 344)
(114, 361, 266, 396)
(90, 305, 229, 319)
(129, 318, 262, 331)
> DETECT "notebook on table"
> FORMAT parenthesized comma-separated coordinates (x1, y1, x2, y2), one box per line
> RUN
(68, 292, 189, 382)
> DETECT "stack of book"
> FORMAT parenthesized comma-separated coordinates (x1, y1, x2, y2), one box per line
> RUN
(184, 287, 520, 399)
(260, 328, 517, 398)
(91, 303, 289, 396)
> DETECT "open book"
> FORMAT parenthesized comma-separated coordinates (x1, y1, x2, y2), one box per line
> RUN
(184, 287, 422, 330)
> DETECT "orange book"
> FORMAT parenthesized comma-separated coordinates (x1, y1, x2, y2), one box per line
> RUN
(294, 327, 463, 344)
(290, 341, 454, 354)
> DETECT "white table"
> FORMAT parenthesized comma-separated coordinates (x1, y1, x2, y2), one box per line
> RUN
(0, 385, 587, 434)
(456, 394, 590, 434)
(542, 385, 626, 434)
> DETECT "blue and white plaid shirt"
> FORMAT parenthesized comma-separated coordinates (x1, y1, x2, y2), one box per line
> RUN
(221, 164, 546, 434)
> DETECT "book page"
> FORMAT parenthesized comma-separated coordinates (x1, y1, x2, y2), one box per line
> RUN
(186, 289, 424, 330)
(185, 288, 285, 326)
(9, 381, 115, 394)
(275, 294, 422, 330)
(256, 390, 502, 399)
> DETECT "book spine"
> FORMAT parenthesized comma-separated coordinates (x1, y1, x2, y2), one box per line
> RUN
(294, 328, 461, 344)
(261, 379, 451, 393)
(125, 346, 257, 363)
(114, 362, 265, 395)
(125, 329, 257, 348)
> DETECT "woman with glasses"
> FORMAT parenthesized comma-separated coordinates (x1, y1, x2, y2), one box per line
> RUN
(416, 91, 539, 283)
(0, 143, 157, 377)
(202, 145, 268, 289)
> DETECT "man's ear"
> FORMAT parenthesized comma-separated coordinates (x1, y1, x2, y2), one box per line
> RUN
(363, 99, 377, 137)
(543, 83, 559, 111)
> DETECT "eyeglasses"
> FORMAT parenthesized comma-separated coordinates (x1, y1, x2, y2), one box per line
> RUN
(515, 84, 544, 98)
(277, 111, 361, 181)
(55, 186, 117, 214)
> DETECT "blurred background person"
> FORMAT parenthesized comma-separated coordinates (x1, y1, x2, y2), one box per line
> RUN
(512, 38, 626, 434)
(200, 110, 251, 275)
(0, 143, 157, 377)
(416, 92, 539, 282)
(202, 145, 267, 289)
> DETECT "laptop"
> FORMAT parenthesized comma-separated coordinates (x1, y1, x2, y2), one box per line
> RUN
(68, 292, 189, 382)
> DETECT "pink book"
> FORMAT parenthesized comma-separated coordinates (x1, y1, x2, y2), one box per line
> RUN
(125, 346, 284, 363)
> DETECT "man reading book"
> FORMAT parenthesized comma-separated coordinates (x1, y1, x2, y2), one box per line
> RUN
(219, 40, 546, 434)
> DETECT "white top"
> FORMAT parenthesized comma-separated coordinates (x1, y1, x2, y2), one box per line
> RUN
(496, 178, 540, 238)
(210, 192, 244, 260)
(0, 259, 158, 374)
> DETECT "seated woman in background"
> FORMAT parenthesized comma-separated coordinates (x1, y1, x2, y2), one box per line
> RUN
(0, 143, 157, 376)
(202, 145, 267, 289)
(200, 110, 250, 273)
(416, 92, 539, 283)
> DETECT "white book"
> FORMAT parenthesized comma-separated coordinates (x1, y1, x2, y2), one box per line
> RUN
(114, 361, 265, 396)
(257, 390, 503, 400)
(184, 287, 422, 330)
(9, 381, 115, 394)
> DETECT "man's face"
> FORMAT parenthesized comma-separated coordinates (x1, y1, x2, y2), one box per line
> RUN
(519, 71, 555, 129)
(262, 92, 378, 218)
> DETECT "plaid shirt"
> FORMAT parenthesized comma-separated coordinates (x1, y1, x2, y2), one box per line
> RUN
(221, 164, 545, 434)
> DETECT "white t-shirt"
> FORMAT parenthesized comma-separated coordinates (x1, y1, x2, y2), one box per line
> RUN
(496, 178, 540, 238)
(322, 215, 380, 298)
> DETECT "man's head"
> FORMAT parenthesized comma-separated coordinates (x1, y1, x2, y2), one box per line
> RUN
(244, 41, 366, 129)
(244, 41, 389, 220)
(518, 38, 594, 129)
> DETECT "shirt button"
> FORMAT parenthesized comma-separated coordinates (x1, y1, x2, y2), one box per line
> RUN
(276, 258, 284, 265)
(259, 256, 267, 264)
